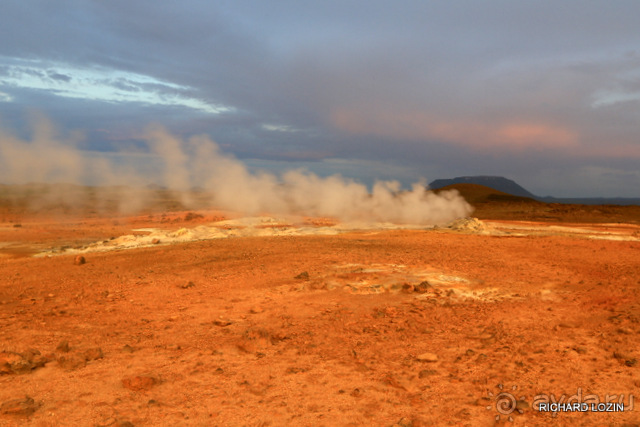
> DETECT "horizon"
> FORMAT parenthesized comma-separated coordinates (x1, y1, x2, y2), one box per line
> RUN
(1, 1, 639, 198)
(3, 174, 640, 203)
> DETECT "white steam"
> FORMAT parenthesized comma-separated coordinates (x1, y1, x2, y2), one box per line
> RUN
(0, 118, 472, 224)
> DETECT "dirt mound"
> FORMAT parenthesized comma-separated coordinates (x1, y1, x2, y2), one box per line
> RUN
(447, 217, 490, 233)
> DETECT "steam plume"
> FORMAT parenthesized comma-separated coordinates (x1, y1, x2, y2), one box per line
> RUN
(0, 118, 472, 224)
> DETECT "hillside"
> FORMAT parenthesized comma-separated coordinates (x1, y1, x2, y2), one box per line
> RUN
(432, 183, 538, 204)
(429, 176, 640, 206)
(428, 176, 537, 199)
(434, 183, 640, 223)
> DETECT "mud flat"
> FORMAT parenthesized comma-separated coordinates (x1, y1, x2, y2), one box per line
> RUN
(1, 213, 639, 425)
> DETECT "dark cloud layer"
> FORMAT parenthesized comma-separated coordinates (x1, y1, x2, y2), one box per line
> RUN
(1, 0, 639, 196)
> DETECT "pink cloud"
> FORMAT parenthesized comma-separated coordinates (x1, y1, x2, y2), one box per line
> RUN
(331, 108, 579, 150)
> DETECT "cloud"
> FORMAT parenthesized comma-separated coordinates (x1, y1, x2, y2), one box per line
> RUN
(1, 1, 640, 196)
(0, 91, 12, 102)
(0, 57, 231, 114)
(331, 108, 578, 150)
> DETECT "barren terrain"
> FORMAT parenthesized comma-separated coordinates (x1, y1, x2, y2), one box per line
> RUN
(1, 187, 639, 426)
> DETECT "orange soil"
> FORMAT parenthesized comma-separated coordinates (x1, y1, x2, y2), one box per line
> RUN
(1, 212, 639, 426)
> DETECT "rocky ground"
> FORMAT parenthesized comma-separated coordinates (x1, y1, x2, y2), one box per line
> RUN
(1, 205, 640, 426)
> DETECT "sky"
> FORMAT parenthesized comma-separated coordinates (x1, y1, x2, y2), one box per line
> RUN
(1, 0, 639, 197)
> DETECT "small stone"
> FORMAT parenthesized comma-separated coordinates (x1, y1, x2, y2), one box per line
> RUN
(151, 238, 160, 245)
(56, 341, 70, 353)
(12, 223, 22, 228)
(402, 283, 414, 293)
(613, 351, 632, 360)
(56, 354, 86, 370)
(414, 281, 432, 293)
(416, 352, 438, 362)
(294, 272, 310, 280)
(73, 255, 86, 266)
(83, 348, 104, 361)
(618, 327, 634, 335)
(350, 388, 362, 397)
(180, 281, 195, 289)
(122, 345, 135, 353)
(475, 353, 488, 362)
(392, 417, 413, 427)
(214, 318, 232, 327)
(249, 306, 264, 314)
(122, 375, 157, 391)
(184, 212, 203, 221)
(0, 396, 39, 416)
(419, 369, 438, 378)
(11, 359, 34, 374)
(574, 346, 587, 355)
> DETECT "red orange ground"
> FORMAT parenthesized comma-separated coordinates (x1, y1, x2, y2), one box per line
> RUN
(1, 210, 640, 426)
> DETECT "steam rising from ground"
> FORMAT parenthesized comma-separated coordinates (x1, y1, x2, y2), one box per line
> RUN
(0, 117, 472, 224)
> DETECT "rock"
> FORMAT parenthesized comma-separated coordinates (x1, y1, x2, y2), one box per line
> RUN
(122, 375, 157, 391)
(151, 238, 160, 245)
(310, 281, 327, 290)
(250, 306, 264, 314)
(350, 388, 362, 397)
(419, 369, 438, 378)
(184, 212, 204, 221)
(414, 281, 432, 293)
(73, 255, 86, 266)
(56, 340, 70, 353)
(12, 223, 22, 228)
(392, 417, 413, 427)
(573, 346, 587, 355)
(294, 271, 310, 280)
(613, 351, 633, 361)
(0, 350, 49, 374)
(402, 283, 414, 293)
(56, 354, 87, 370)
(0, 396, 39, 416)
(122, 345, 135, 353)
(83, 348, 104, 361)
(214, 318, 232, 327)
(180, 281, 195, 289)
(0, 352, 20, 374)
(416, 353, 439, 362)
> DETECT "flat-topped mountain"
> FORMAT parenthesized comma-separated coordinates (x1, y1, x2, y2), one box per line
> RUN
(428, 176, 640, 206)
(428, 176, 537, 199)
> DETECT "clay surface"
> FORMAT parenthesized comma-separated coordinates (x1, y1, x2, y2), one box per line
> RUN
(1, 204, 639, 426)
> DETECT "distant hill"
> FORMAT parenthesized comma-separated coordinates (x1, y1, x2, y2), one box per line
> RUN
(428, 176, 640, 206)
(428, 176, 537, 199)
(432, 183, 539, 204)
(537, 196, 640, 206)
